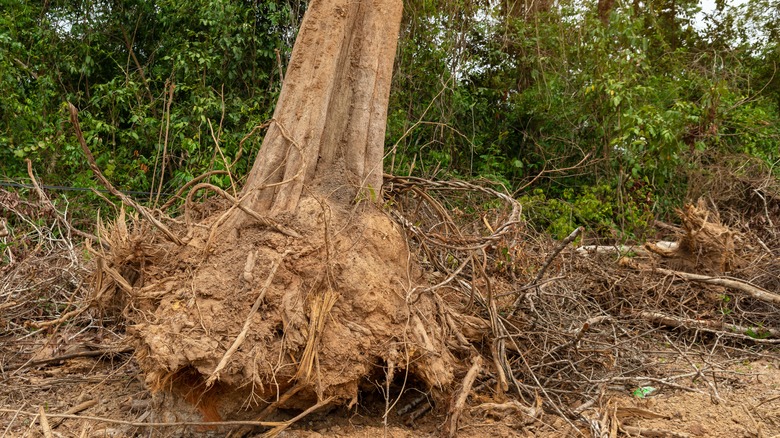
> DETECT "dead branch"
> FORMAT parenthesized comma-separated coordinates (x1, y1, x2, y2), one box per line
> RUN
(5, 346, 133, 372)
(576, 242, 678, 257)
(621, 425, 692, 438)
(258, 397, 335, 438)
(638, 311, 780, 343)
(51, 399, 98, 428)
(0, 408, 284, 428)
(28, 305, 89, 329)
(654, 267, 780, 306)
(654, 220, 684, 234)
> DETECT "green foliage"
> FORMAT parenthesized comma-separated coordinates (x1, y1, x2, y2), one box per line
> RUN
(1, 0, 302, 203)
(2, 0, 779, 241)
(519, 183, 653, 241)
(387, 0, 780, 240)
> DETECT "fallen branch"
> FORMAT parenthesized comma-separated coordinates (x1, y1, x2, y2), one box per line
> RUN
(5, 347, 134, 372)
(576, 241, 678, 257)
(51, 399, 98, 428)
(28, 304, 90, 330)
(654, 267, 780, 307)
(259, 396, 335, 438)
(0, 408, 283, 428)
(638, 311, 780, 343)
(621, 424, 691, 438)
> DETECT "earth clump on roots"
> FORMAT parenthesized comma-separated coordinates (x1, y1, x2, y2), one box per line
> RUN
(95, 183, 456, 427)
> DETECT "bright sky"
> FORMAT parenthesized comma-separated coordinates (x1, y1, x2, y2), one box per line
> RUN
(697, 0, 750, 16)
(694, 0, 749, 30)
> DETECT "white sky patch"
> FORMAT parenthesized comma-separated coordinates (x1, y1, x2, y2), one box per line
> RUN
(694, 0, 750, 29)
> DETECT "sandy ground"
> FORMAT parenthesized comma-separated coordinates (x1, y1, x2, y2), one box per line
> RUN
(1, 338, 778, 437)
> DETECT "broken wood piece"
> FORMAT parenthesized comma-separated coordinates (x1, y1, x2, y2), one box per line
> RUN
(51, 399, 98, 428)
(29, 305, 90, 329)
(471, 398, 541, 421)
(621, 424, 691, 438)
(242, 250, 257, 283)
(259, 396, 335, 438)
(637, 311, 780, 343)
(39, 406, 53, 438)
(615, 406, 670, 420)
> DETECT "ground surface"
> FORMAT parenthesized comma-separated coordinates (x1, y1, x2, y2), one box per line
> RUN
(1, 338, 778, 437)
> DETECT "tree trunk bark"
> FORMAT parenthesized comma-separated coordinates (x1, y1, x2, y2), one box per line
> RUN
(238, 0, 403, 216)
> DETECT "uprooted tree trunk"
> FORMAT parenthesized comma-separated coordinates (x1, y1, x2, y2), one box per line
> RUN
(91, 0, 460, 433)
(233, 0, 401, 217)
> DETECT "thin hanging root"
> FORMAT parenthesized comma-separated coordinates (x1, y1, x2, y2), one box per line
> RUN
(444, 355, 482, 438)
(206, 250, 291, 388)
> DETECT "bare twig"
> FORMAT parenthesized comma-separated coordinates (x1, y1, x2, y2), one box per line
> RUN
(533, 227, 583, 285)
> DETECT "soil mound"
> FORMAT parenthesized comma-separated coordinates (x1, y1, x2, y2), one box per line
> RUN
(94, 189, 455, 428)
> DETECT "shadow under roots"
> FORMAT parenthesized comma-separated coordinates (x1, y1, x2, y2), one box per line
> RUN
(270, 365, 438, 435)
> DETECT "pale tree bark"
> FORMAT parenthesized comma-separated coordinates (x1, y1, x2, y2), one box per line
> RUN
(238, 0, 404, 216)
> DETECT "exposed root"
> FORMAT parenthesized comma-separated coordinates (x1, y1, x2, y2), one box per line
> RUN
(206, 250, 292, 388)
